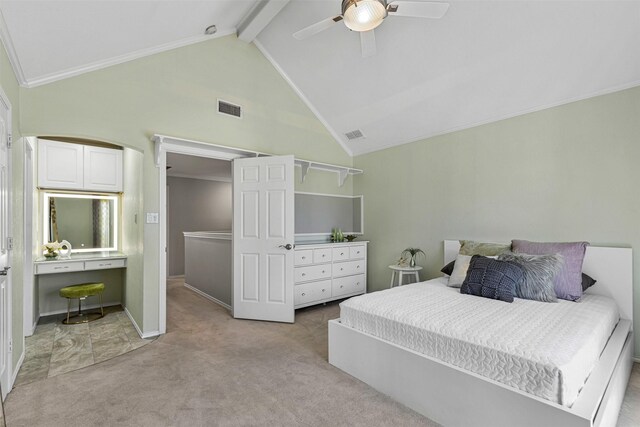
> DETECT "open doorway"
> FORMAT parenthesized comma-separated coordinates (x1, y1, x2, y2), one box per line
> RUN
(165, 153, 233, 328)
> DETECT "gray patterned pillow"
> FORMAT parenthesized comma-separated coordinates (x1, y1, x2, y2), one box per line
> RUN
(497, 252, 563, 302)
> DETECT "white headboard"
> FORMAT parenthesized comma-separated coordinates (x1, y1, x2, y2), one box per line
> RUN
(444, 240, 634, 322)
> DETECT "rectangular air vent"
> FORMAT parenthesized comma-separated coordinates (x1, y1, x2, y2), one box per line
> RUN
(345, 129, 365, 140)
(218, 100, 242, 118)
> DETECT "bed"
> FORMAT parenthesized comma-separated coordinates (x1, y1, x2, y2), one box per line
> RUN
(328, 241, 634, 427)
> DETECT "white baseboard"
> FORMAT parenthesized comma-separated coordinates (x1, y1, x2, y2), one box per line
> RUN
(168, 274, 185, 279)
(123, 307, 160, 340)
(183, 282, 231, 310)
(39, 302, 121, 318)
(633, 357, 640, 364)
(10, 348, 25, 390)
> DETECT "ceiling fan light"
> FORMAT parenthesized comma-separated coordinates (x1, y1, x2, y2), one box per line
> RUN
(342, 0, 387, 32)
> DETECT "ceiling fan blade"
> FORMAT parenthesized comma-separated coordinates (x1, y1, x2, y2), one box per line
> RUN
(293, 16, 343, 40)
(360, 30, 377, 58)
(387, 1, 449, 18)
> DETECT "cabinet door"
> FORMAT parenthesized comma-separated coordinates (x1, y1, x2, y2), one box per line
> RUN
(38, 139, 84, 190)
(84, 146, 123, 192)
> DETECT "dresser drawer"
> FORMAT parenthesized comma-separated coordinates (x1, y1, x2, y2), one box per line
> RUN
(36, 261, 84, 275)
(295, 250, 313, 266)
(295, 280, 332, 306)
(349, 245, 365, 260)
(295, 264, 331, 283)
(313, 248, 332, 264)
(332, 247, 350, 261)
(85, 259, 126, 270)
(333, 274, 366, 297)
(333, 260, 365, 277)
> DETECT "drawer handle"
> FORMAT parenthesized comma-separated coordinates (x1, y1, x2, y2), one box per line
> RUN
(322, 254, 325, 257)
(357, 265, 360, 269)
(322, 270, 325, 274)
(322, 289, 326, 292)
(340, 268, 344, 271)
(356, 251, 360, 254)
(340, 252, 344, 256)
(340, 285, 344, 289)
(302, 273, 306, 277)
(302, 256, 306, 260)
(99, 263, 112, 267)
(53, 266, 69, 270)
(356, 282, 360, 286)
(301, 293, 306, 296)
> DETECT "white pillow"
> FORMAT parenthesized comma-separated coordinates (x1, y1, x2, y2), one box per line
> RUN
(447, 254, 497, 288)
(447, 254, 472, 287)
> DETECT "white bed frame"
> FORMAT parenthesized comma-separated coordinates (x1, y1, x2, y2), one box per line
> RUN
(329, 241, 634, 427)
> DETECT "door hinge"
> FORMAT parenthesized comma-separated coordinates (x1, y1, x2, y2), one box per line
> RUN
(7, 133, 12, 149)
(7, 237, 13, 250)
(8, 339, 12, 352)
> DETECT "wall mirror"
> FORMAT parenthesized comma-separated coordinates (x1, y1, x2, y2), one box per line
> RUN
(43, 192, 119, 252)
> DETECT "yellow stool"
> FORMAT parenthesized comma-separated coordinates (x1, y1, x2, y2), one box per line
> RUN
(59, 282, 105, 324)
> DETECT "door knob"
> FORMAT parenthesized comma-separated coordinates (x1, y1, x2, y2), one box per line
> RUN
(0, 266, 10, 276)
(279, 244, 293, 250)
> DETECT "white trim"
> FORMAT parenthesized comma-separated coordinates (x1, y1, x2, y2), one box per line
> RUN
(184, 282, 231, 311)
(39, 302, 121, 318)
(0, 9, 28, 86)
(9, 347, 24, 391)
(124, 307, 160, 340)
(167, 172, 232, 183)
(352, 80, 640, 156)
(23, 137, 35, 336)
(19, 29, 237, 88)
(167, 274, 185, 280)
(183, 231, 232, 240)
(253, 39, 354, 157)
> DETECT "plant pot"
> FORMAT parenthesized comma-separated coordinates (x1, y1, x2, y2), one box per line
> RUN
(44, 252, 59, 260)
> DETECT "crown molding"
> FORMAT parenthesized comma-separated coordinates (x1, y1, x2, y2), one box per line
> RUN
(0, 9, 27, 86)
(253, 38, 354, 158)
(16, 28, 236, 88)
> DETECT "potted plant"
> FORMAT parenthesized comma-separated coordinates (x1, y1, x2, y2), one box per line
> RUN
(402, 247, 425, 268)
(42, 241, 63, 260)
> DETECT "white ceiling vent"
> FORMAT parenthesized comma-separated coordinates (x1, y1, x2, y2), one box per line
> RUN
(345, 129, 365, 141)
(218, 99, 242, 119)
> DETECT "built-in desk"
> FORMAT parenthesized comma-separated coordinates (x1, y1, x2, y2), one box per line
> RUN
(34, 252, 127, 275)
(33, 252, 128, 320)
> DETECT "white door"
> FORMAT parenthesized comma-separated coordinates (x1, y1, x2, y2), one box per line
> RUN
(232, 155, 295, 323)
(0, 93, 12, 399)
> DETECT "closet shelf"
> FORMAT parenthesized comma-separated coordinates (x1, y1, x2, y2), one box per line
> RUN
(295, 160, 363, 187)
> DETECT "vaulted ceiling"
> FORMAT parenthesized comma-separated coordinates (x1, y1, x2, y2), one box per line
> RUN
(1, 1, 639, 156)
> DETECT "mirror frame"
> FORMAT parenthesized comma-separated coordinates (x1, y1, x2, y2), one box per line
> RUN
(43, 192, 119, 253)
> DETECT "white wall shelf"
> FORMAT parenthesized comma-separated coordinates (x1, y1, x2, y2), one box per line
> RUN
(152, 134, 363, 187)
(295, 159, 363, 187)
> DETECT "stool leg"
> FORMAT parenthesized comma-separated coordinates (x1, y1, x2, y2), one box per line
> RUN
(66, 298, 71, 324)
(99, 292, 104, 317)
(414, 272, 420, 283)
(390, 271, 396, 288)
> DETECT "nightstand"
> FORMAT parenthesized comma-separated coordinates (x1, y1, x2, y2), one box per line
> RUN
(388, 265, 423, 288)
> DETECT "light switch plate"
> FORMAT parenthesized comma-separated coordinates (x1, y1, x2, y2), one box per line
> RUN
(146, 213, 159, 224)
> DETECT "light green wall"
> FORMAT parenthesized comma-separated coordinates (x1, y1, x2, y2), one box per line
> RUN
(354, 85, 640, 357)
(1, 40, 24, 376)
(19, 34, 352, 334)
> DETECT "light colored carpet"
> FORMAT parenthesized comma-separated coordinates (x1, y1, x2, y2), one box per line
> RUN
(4, 279, 639, 426)
(4, 280, 436, 426)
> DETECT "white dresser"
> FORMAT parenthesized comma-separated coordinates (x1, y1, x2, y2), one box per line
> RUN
(294, 242, 367, 309)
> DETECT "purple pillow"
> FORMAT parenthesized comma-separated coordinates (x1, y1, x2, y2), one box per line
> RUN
(511, 240, 589, 301)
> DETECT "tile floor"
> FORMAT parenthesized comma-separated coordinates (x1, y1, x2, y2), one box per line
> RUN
(14, 305, 154, 386)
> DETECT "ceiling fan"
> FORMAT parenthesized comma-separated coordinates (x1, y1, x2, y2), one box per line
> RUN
(293, 0, 450, 58)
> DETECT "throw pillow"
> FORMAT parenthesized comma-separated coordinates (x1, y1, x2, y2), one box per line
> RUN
(511, 240, 589, 301)
(441, 260, 455, 276)
(460, 255, 523, 303)
(497, 252, 563, 302)
(459, 240, 511, 256)
(447, 254, 472, 287)
(582, 273, 597, 291)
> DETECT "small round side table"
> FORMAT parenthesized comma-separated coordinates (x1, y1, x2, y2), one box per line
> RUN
(388, 265, 423, 288)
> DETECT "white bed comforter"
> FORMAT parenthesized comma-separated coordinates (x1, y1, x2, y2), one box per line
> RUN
(339, 277, 619, 406)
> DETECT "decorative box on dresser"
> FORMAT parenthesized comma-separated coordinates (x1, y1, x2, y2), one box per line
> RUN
(294, 242, 368, 309)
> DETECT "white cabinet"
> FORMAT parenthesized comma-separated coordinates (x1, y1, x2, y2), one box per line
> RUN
(294, 242, 368, 309)
(37, 139, 84, 190)
(38, 139, 123, 192)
